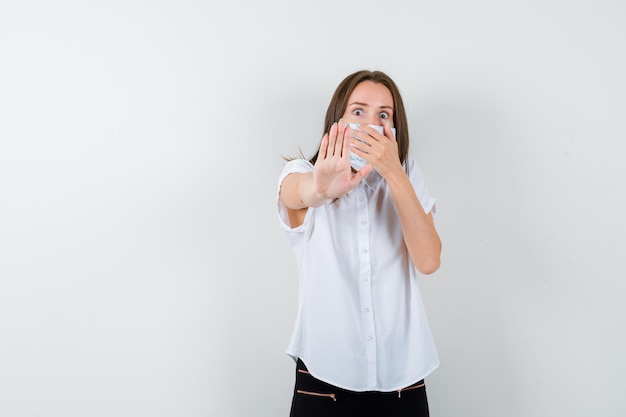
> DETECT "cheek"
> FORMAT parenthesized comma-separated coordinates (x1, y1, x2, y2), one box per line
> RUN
(341, 112, 359, 124)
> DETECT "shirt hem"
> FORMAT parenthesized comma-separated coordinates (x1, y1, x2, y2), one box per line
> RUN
(286, 351, 439, 392)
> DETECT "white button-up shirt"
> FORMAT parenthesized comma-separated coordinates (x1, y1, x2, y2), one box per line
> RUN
(277, 159, 439, 392)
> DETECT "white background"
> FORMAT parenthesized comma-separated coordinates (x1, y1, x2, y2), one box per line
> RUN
(1, 1, 625, 416)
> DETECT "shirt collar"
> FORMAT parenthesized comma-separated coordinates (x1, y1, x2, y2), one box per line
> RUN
(362, 169, 382, 190)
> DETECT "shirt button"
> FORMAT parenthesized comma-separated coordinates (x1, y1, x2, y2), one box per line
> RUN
(367, 336, 373, 341)
(362, 277, 369, 282)
(361, 248, 368, 254)
(364, 307, 370, 313)
(359, 197, 364, 203)
(360, 220, 367, 225)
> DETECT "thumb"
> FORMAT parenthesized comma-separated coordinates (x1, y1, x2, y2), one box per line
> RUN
(350, 164, 372, 188)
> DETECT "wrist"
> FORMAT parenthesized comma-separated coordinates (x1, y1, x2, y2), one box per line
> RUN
(306, 180, 330, 207)
(310, 190, 329, 206)
(380, 162, 406, 184)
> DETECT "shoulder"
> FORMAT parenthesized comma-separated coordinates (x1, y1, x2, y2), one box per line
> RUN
(278, 159, 314, 196)
(404, 158, 426, 182)
(280, 159, 314, 177)
(404, 158, 436, 214)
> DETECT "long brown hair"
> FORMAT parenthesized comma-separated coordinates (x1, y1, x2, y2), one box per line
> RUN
(309, 70, 410, 166)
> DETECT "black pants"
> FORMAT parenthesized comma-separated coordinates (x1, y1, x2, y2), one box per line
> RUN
(289, 359, 430, 417)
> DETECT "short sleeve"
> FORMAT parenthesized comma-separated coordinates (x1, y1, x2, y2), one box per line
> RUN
(276, 159, 315, 242)
(406, 159, 437, 215)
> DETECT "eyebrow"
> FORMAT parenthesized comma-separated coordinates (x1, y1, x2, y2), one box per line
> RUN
(348, 101, 394, 110)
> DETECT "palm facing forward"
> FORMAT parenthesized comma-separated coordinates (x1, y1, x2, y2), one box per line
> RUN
(313, 121, 372, 200)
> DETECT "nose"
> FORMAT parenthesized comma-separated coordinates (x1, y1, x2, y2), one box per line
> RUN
(364, 113, 380, 126)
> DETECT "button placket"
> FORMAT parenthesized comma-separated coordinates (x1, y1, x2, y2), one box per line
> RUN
(355, 185, 377, 387)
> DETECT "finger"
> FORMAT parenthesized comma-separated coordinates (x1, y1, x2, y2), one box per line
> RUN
(383, 120, 397, 143)
(351, 133, 371, 153)
(328, 123, 338, 156)
(338, 119, 347, 133)
(358, 163, 373, 178)
(336, 120, 347, 156)
(341, 122, 351, 158)
(318, 133, 329, 160)
(356, 124, 381, 142)
(350, 164, 373, 188)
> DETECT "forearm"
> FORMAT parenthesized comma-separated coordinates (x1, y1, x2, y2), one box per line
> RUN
(385, 168, 442, 275)
(281, 172, 326, 211)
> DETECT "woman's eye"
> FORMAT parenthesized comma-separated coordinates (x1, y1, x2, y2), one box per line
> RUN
(379, 112, 389, 119)
(353, 109, 363, 116)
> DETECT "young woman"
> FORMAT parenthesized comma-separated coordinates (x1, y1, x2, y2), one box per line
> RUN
(277, 70, 441, 417)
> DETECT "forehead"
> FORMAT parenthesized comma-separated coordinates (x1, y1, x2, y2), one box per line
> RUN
(347, 81, 394, 107)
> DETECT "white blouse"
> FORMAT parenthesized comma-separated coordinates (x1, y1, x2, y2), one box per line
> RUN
(277, 158, 439, 392)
